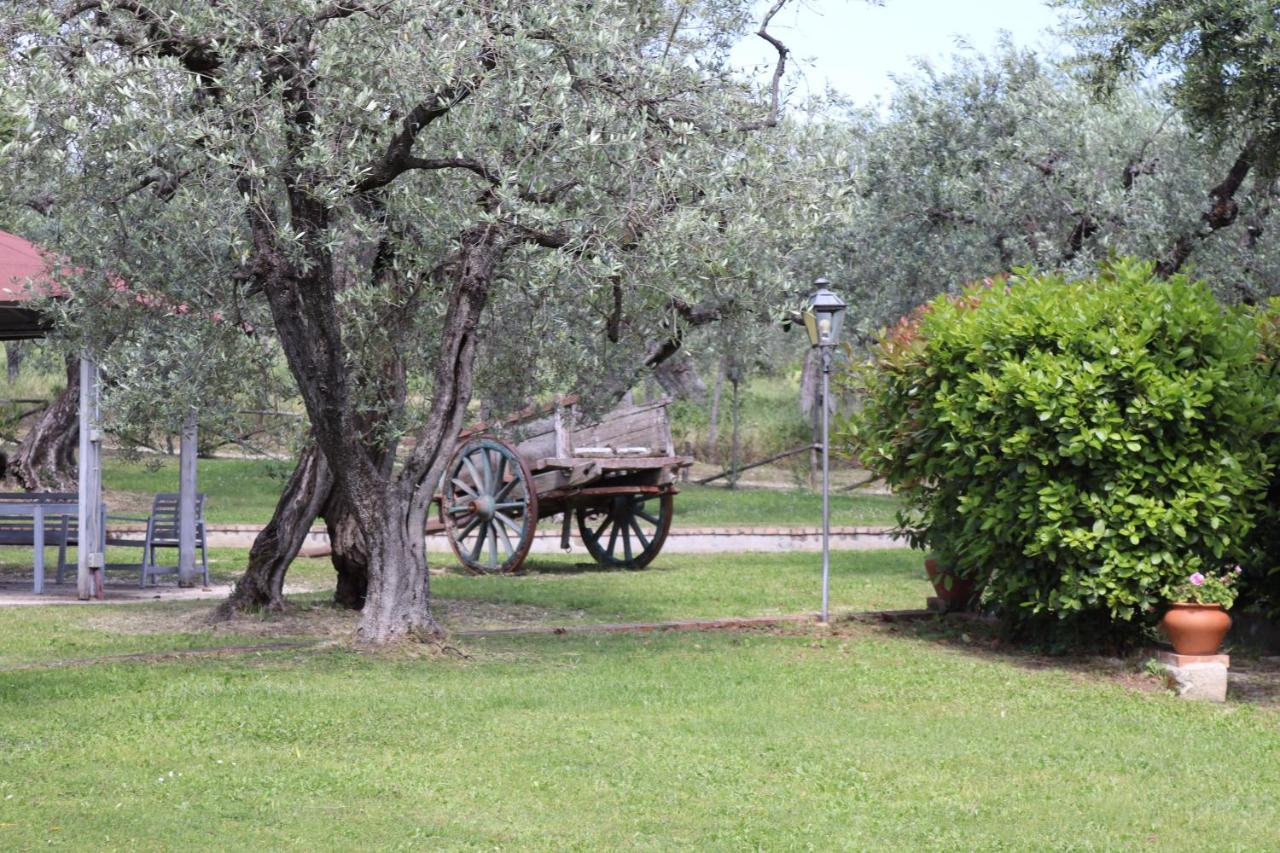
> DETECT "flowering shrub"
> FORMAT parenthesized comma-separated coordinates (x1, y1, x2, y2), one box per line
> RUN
(1169, 567, 1241, 609)
(842, 260, 1275, 636)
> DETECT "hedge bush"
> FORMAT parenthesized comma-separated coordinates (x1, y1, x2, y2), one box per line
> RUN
(843, 260, 1276, 634)
(1248, 301, 1280, 615)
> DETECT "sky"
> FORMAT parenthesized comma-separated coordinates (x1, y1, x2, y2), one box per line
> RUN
(733, 0, 1071, 106)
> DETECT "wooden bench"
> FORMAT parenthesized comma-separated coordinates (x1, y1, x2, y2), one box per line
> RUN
(0, 492, 84, 588)
(106, 492, 209, 586)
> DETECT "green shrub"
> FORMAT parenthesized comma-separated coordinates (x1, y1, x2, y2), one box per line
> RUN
(1246, 300, 1280, 615)
(842, 260, 1275, 636)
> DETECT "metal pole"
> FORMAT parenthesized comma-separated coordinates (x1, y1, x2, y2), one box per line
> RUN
(77, 355, 104, 600)
(178, 407, 197, 587)
(820, 345, 831, 623)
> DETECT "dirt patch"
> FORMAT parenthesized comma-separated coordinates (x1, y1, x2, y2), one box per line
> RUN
(102, 488, 156, 516)
(1228, 656, 1280, 708)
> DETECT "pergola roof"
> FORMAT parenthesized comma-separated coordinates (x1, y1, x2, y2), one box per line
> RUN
(0, 229, 57, 341)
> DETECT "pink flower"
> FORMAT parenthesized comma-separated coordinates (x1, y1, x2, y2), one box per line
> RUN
(1189, 572, 1205, 586)
(211, 311, 224, 323)
(1234, 565, 1243, 575)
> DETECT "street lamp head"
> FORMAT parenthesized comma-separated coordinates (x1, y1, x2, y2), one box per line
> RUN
(804, 280, 846, 347)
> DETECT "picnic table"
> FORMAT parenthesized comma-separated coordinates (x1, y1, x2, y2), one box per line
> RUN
(0, 493, 90, 594)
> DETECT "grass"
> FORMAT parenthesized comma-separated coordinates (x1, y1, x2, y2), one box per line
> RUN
(102, 456, 293, 525)
(0, 549, 932, 667)
(2, 626, 1278, 849)
(672, 483, 897, 527)
(98, 455, 900, 528)
(1, 549, 1278, 848)
(430, 550, 926, 625)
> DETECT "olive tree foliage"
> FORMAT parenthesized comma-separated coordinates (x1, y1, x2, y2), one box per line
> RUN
(1060, 0, 1280, 276)
(1, 0, 838, 641)
(798, 44, 1280, 342)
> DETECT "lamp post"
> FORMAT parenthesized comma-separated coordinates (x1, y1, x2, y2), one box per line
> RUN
(804, 280, 846, 623)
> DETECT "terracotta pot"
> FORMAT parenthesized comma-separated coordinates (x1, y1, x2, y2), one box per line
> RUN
(1160, 603, 1232, 656)
(924, 557, 975, 607)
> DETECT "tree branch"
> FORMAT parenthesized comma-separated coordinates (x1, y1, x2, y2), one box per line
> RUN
(352, 40, 500, 194)
(62, 0, 221, 77)
(1157, 138, 1256, 277)
(311, 2, 390, 23)
(737, 0, 791, 132)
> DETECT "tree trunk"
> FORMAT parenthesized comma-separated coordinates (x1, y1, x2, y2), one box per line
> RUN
(215, 442, 333, 617)
(5, 342, 26, 383)
(707, 358, 724, 464)
(729, 371, 741, 489)
(327, 476, 375, 609)
(13, 354, 79, 491)
(652, 350, 707, 402)
(800, 349, 820, 489)
(355, 225, 498, 644)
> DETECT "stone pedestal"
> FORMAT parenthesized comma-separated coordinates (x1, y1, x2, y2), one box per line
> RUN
(1156, 650, 1229, 702)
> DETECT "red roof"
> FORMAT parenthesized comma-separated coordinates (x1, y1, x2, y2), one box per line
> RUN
(0, 229, 57, 304)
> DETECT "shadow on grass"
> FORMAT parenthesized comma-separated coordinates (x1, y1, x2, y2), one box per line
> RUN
(850, 614, 1280, 710)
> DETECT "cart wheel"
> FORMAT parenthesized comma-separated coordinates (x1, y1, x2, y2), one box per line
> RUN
(576, 492, 673, 570)
(442, 437, 538, 574)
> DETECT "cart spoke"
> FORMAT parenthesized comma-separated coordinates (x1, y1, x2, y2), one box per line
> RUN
(488, 525, 498, 568)
(606, 516, 620, 556)
(458, 514, 482, 541)
(494, 511, 523, 535)
(495, 520, 515, 560)
(621, 520, 633, 562)
(480, 450, 495, 494)
(637, 508, 661, 525)
(461, 456, 485, 496)
(589, 514, 613, 544)
(470, 522, 488, 562)
(493, 501, 526, 513)
(447, 503, 473, 516)
(450, 477, 478, 498)
(494, 454, 507, 495)
(494, 476, 519, 502)
(629, 517, 650, 550)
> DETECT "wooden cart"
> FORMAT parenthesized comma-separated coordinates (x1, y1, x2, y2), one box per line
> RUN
(434, 396, 693, 574)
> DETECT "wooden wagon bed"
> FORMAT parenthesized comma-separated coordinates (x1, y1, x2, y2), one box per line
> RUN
(435, 396, 693, 573)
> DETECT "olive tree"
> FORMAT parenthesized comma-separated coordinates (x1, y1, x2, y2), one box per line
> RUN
(1061, 0, 1280, 275)
(803, 44, 1280, 339)
(2, 0, 833, 642)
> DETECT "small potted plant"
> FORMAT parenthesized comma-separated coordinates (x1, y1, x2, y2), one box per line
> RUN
(1160, 567, 1241, 655)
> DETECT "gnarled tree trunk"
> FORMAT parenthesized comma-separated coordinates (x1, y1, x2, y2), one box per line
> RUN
(355, 225, 496, 643)
(652, 350, 706, 402)
(5, 342, 26, 383)
(13, 354, 79, 491)
(215, 442, 333, 617)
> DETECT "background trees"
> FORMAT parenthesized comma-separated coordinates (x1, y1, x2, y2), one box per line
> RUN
(801, 43, 1280, 342)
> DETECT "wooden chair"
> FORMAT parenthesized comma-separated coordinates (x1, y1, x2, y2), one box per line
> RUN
(106, 493, 210, 586)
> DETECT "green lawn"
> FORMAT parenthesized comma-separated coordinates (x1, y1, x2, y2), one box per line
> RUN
(431, 550, 925, 624)
(2, 548, 1278, 848)
(672, 483, 898, 527)
(101, 455, 900, 527)
(2, 628, 1277, 849)
(0, 549, 932, 668)
(103, 456, 293, 525)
